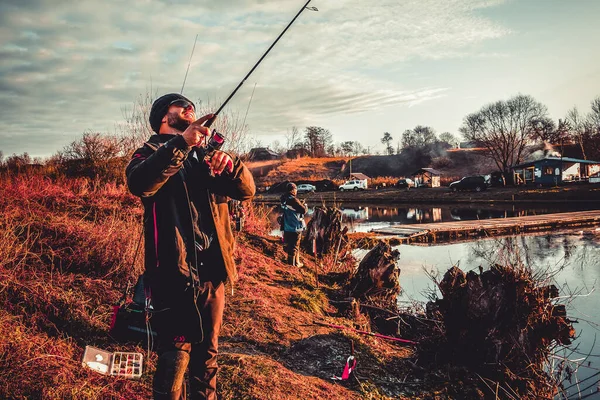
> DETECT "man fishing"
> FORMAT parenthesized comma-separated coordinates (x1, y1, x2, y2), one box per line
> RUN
(126, 93, 255, 399)
(280, 182, 307, 267)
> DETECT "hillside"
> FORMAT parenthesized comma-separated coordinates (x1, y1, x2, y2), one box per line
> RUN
(0, 176, 427, 399)
(247, 149, 495, 188)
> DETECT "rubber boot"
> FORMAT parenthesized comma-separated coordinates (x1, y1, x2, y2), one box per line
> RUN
(295, 252, 304, 268)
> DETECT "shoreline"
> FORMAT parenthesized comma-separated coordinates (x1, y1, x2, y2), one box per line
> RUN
(254, 184, 600, 205)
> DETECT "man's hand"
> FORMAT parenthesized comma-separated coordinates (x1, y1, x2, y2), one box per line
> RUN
(182, 114, 214, 147)
(208, 150, 234, 175)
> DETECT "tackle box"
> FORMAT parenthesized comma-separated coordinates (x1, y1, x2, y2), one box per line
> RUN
(82, 345, 143, 378)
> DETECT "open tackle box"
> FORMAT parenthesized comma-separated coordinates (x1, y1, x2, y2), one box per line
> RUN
(82, 345, 143, 378)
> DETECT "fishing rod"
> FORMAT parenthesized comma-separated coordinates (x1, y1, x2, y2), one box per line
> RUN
(200, 0, 317, 129)
(314, 321, 419, 345)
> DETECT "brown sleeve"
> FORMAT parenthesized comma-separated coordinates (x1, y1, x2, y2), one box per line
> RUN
(208, 155, 256, 201)
(126, 135, 191, 197)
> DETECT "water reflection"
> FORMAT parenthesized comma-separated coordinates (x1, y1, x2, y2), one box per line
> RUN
(269, 203, 598, 235)
(390, 232, 600, 398)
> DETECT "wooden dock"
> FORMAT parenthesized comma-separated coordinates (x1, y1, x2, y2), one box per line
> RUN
(371, 210, 600, 243)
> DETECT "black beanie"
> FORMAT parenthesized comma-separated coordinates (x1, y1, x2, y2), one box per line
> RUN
(149, 93, 196, 133)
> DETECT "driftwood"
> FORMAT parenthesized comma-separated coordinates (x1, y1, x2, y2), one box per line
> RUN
(421, 264, 575, 398)
(301, 206, 347, 257)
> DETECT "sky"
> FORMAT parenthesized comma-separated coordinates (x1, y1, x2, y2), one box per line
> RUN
(1, 0, 599, 158)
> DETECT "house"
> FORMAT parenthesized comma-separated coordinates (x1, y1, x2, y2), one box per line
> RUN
(247, 147, 281, 161)
(412, 168, 441, 188)
(285, 147, 310, 159)
(346, 172, 370, 189)
(512, 157, 600, 185)
(350, 172, 370, 182)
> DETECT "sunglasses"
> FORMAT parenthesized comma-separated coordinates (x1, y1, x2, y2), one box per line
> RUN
(169, 99, 195, 110)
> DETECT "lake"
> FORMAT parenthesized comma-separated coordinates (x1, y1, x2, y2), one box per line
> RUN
(352, 232, 600, 399)
(268, 203, 599, 235)
(266, 204, 600, 398)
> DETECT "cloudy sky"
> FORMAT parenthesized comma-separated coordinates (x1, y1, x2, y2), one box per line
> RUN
(1, 0, 599, 158)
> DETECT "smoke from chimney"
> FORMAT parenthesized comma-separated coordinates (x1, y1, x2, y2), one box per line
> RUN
(543, 142, 561, 158)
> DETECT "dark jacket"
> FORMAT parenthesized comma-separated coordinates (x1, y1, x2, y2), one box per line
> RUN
(280, 193, 307, 233)
(126, 134, 255, 306)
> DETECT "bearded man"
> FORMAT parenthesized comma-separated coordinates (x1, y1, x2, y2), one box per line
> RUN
(126, 93, 255, 399)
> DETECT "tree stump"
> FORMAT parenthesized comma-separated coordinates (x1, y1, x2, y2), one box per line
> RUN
(348, 241, 400, 303)
(301, 206, 347, 257)
(422, 263, 576, 398)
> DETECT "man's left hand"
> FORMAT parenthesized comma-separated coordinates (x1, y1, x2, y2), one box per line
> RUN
(209, 151, 234, 175)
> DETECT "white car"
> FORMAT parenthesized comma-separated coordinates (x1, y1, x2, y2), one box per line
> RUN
(296, 183, 316, 193)
(339, 180, 367, 191)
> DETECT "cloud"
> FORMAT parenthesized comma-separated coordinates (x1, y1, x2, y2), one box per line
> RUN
(0, 0, 509, 156)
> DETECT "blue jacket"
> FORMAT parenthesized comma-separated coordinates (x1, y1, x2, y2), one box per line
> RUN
(280, 193, 307, 233)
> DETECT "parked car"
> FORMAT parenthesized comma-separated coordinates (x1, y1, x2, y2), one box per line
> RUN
(449, 176, 487, 192)
(339, 179, 367, 191)
(396, 178, 415, 188)
(296, 183, 316, 193)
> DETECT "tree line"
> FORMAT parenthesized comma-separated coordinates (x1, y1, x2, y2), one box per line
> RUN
(264, 94, 600, 174)
(2, 93, 599, 182)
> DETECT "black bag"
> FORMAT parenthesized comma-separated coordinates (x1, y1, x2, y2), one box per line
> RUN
(109, 275, 157, 343)
(277, 214, 284, 231)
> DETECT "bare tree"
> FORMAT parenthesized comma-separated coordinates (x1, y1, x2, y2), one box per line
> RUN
(590, 97, 600, 129)
(439, 132, 458, 148)
(340, 141, 354, 156)
(195, 98, 250, 156)
(565, 107, 588, 159)
(304, 126, 332, 157)
(529, 117, 558, 143)
(117, 92, 251, 156)
(402, 125, 437, 148)
(5, 152, 31, 171)
(381, 132, 394, 155)
(270, 140, 284, 154)
(460, 94, 548, 176)
(117, 91, 156, 156)
(285, 126, 302, 151)
(563, 100, 600, 161)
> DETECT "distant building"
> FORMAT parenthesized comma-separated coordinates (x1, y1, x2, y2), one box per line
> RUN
(285, 148, 310, 159)
(512, 157, 600, 185)
(350, 172, 370, 181)
(411, 168, 441, 188)
(346, 172, 370, 189)
(247, 147, 281, 161)
(458, 141, 478, 149)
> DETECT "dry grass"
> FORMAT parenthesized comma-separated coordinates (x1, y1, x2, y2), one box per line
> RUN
(0, 175, 150, 399)
(0, 173, 417, 399)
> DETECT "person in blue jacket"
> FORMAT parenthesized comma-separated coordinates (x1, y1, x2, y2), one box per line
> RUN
(280, 182, 307, 267)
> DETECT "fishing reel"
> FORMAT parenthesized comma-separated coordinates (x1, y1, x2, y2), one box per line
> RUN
(205, 130, 225, 153)
(196, 130, 232, 175)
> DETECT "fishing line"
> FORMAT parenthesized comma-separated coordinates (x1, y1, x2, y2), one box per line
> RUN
(181, 34, 199, 94)
(241, 82, 257, 129)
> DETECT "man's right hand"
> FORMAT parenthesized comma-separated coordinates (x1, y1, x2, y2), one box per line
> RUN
(182, 114, 214, 147)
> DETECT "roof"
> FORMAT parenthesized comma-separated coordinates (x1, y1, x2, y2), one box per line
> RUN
(249, 147, 280, 156)
(513, 157, 600, 169)
(350, 172, 370, 180)
(412, 168, 441, 176)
